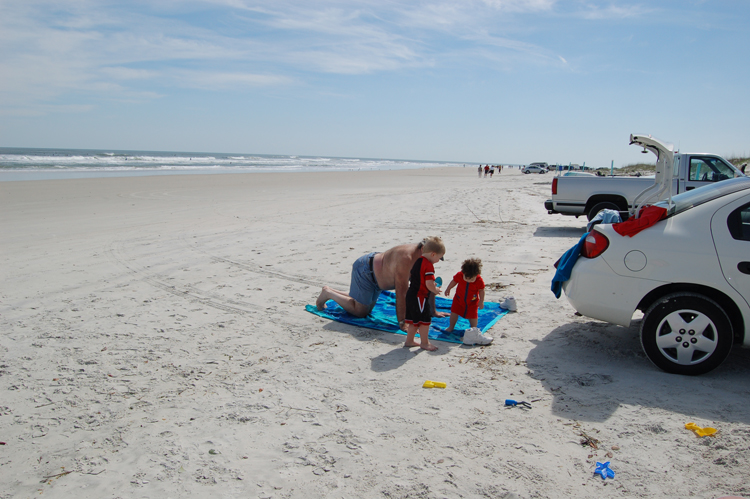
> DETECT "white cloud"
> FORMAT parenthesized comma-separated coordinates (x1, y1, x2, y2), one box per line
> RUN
(177, 71, 294, 89)
(574, 2, 652, 20)
(0, 0, 646, 115)
(480, 0, 557, 12)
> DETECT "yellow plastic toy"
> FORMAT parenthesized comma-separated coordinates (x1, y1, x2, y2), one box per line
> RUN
(422, 380, 447, 388)
(685, 422, 717, 437)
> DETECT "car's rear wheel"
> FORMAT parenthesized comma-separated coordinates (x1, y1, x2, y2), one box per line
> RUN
(524, 170, 530, 174)
(586, 201, 621, 222)
(640, 292, 733, 375)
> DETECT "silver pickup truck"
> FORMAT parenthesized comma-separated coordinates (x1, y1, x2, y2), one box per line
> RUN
(545, 134, 744, 221)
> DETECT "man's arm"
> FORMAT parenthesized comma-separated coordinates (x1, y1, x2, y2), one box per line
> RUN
(394, 272, 410, 330)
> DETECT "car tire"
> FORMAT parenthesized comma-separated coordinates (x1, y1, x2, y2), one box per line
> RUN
(640, 292, 733, 375)
(524, 170, 530, 174)
(539, 170, 546, 174)
(586, 201, 621, 222)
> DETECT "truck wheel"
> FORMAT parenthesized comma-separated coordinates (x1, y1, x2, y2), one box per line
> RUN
(640, 293, 733, 375)
(586, 201, 621, 222)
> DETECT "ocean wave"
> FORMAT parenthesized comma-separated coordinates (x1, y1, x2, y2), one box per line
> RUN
(0, 148, 463, 177)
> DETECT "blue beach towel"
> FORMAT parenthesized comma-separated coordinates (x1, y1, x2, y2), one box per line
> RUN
(305, 290, 509, 344)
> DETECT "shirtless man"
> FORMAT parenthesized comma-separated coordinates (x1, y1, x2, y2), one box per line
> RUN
(316, 239, 447, 330)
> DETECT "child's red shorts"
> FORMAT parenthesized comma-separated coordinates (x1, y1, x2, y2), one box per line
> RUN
(451, 299, 479, 320)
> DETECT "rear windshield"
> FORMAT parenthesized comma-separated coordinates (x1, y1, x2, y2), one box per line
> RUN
(659, 177, 750, 216)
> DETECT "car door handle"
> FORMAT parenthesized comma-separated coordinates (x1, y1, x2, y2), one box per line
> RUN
(738, 262, 750, 274)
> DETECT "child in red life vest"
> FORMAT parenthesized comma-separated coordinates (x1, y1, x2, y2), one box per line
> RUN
(443, 258, 485, 333)
(404, 236, 445, 351)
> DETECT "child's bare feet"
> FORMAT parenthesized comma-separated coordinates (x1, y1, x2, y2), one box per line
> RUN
(420, 343, 438, 351)
(403, 341, 420, 348)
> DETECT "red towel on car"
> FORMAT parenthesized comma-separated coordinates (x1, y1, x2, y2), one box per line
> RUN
(613, 205, 668, 237)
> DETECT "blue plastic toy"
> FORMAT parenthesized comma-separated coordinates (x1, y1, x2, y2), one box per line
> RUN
(594, 461, 615, 480)
(435, 277, 443, 287)
(505, 399, 532, 409)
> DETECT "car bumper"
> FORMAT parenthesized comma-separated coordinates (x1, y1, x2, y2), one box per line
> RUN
(562, 256, 662, 326)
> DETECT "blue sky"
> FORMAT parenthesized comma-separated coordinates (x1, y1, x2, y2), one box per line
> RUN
(1, 0, 748, 166)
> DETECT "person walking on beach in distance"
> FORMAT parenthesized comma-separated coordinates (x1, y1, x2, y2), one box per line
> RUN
(490, 166, 494, 178)
(316, 238, 447, 330)
(478, 165, 482, 178)
(403, 237, 445, 351)
(484, 165, 489, 177)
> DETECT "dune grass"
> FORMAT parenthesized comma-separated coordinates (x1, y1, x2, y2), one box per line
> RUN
(593, 153, 749, 176)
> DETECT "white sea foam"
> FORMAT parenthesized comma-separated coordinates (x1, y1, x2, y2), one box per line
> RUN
(0, 147, 464, 181)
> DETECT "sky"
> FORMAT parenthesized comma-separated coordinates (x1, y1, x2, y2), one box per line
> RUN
(1, 0, 748, 167)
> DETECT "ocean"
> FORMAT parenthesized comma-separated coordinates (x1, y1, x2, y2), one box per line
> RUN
(0, 147, 465, 181)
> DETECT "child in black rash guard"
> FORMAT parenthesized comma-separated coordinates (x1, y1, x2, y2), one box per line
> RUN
(404, 236, 445, 351)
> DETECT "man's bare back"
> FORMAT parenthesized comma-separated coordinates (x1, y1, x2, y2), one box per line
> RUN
(371, 243, 420, 291)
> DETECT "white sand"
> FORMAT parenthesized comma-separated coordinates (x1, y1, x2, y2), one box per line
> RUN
(2, 168, 749, 498)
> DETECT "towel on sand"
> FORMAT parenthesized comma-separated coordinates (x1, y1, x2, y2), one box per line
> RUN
(305, 291, 509, 344)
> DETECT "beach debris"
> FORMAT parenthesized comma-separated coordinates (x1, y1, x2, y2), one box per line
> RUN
(594, 461, 615, 480)
(43, 468, 73, 481)
(504, 399, 531, 409)
(486, 282, 509, 291)
(209, 449, 220, 455)
(423, 380, 446, 388)
(685, 422, 717, 437)
(580, 432, 600, 449)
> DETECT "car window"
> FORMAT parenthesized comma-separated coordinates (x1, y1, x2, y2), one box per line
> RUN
(661, 177, 750, 216)
(727, 203, 750, 241)
(689, 157, 735, 182)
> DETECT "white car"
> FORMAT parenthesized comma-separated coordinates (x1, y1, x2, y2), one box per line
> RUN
(523, 165, 547, 174)
(563, 177, 750, 375)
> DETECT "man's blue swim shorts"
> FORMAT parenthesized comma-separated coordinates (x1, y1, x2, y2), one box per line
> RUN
(349, 252, 382, 308)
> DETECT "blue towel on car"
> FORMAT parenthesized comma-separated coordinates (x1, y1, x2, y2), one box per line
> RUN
(306, 290, 509, 344)
(586, 209, 622, 232)
(551, 233, 589, 299)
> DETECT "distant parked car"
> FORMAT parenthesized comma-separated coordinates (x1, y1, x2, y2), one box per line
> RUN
(523, 165, 547, 174)
(562, 177, 750, 375)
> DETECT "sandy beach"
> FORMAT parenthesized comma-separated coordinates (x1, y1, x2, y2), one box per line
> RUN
(2, 167, 750, 499)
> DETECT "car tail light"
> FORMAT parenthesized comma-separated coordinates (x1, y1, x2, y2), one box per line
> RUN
(581, 230, 609, 258)
(552, 177, 558, 195)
